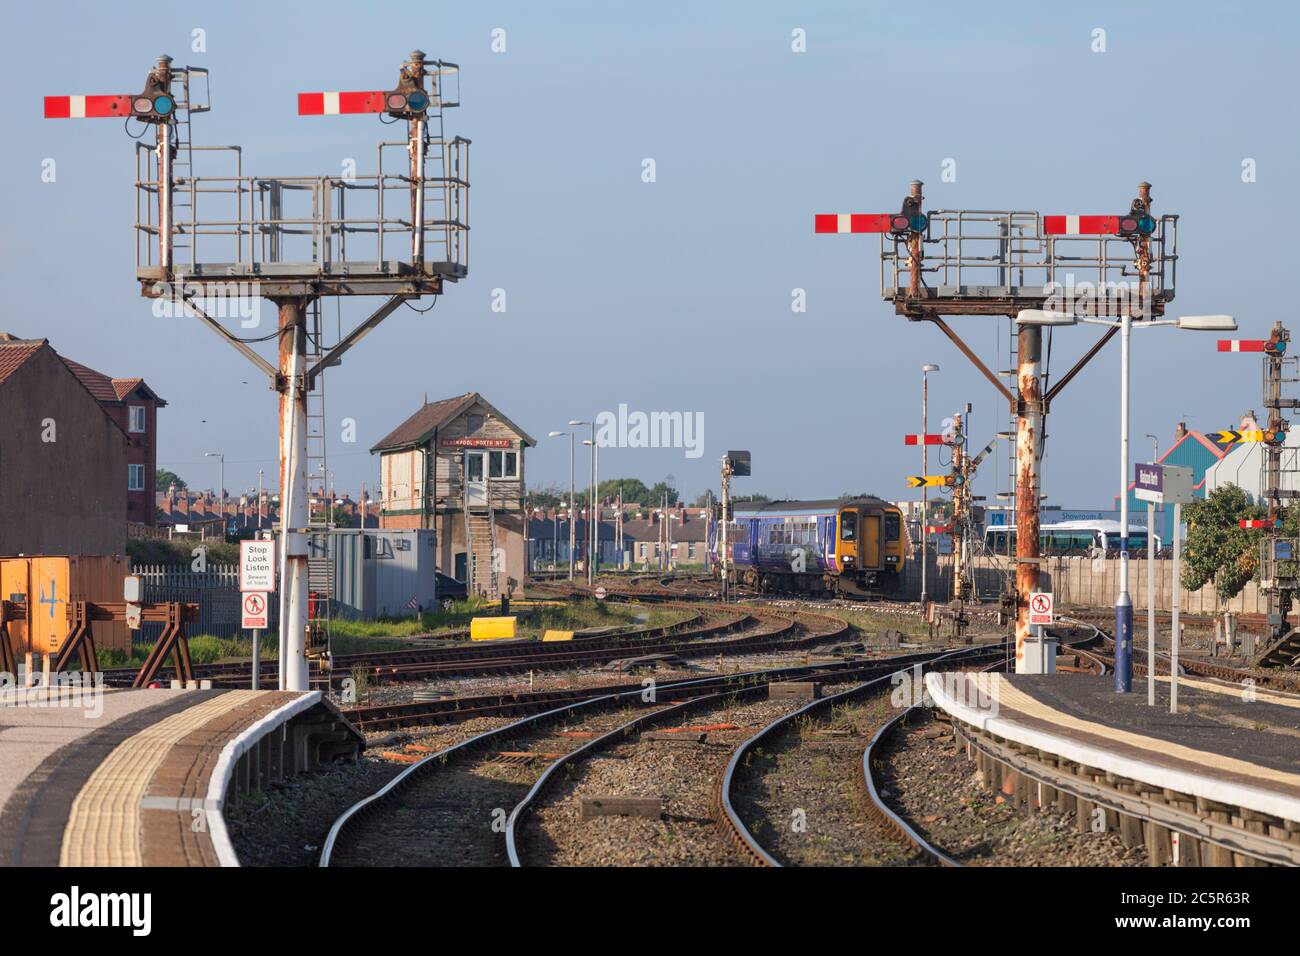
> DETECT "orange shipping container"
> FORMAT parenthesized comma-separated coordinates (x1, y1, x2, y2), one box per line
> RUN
(0, 555, 129, 658)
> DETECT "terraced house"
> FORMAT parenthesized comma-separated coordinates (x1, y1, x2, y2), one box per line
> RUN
(371, 392, 535, 597)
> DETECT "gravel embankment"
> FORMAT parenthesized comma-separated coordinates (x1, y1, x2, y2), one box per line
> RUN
(878, 712, 1148, 866)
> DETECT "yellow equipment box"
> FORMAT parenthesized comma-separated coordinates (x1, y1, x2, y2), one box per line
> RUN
(541, 630, 574, 642)
(470, 616, 517, 641)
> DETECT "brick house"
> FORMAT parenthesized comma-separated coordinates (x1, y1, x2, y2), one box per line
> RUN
(371, 392, 535, 596)
(0, 335, 128, 555)
(60, 358, 167, 527)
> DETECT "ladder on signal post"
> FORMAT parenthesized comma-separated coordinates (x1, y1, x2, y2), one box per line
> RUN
(305, 299, 333, 668)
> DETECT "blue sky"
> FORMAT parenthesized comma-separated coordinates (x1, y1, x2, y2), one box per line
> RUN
(2, 1, 1296, 508)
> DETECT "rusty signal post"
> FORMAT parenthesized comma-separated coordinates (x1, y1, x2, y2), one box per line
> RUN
(45, 51, 471, 691)
(818, 180, 1177, 672)
(1219, 323, 1300, 666)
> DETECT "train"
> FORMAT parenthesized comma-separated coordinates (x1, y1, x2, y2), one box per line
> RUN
(713, 497, 907, 596)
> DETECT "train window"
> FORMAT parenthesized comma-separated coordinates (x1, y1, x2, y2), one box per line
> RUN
(884, 513, 901, 541)
(840, 513, 857, 541)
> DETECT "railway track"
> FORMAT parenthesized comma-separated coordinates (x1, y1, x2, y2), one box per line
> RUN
(716, 645, 1005, 867)
(101, 597, 828, 689)
(319, 647, 984, 867)
(1063, 615, 1300, 693)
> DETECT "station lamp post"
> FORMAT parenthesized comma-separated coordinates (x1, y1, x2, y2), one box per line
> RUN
(920, 364, 939, 608)
(567, 421, 594, 581)
(583, 437, 600, 583)
(548, 429, 580, 581)
(204, 451, 225, 535)
(1016, 310, 1237, 693)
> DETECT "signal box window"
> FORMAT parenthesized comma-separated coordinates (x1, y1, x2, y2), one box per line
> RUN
(128, 406, 146, 433)
(487, 450, 519, 479)
(840, 513, 857, 541)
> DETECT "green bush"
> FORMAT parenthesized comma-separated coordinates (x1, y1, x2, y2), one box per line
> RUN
(127, 537, 240, 566)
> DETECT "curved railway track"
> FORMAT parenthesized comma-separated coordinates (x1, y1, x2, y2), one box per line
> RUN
(716, 645, 1006, 867)
(319, 646, 985, 867)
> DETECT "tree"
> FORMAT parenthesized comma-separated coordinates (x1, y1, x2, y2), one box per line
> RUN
(526, 485, 566, 509)
(156, 469, 187, 491)
(600, 478, 652, 504)
(647, 481, 679, 507)
(1181, 484, 1266, 599)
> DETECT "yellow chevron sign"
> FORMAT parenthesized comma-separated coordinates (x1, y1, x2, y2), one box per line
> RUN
(906, 475, 952, 489)
(1214, 429, 1274, 444)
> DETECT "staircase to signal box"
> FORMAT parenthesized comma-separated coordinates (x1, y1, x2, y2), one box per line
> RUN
(466, 508, 499, 598)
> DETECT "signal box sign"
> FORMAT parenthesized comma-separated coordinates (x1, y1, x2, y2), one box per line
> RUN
(240, 540, 276, 592)
(1028, 592, 1053, 626)
(242, 592, 269, 629)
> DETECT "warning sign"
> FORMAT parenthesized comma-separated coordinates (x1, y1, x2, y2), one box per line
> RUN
(240, 539, 276, 592)
(242, 591, 269, 629)
(1028, 592, 1053, 626)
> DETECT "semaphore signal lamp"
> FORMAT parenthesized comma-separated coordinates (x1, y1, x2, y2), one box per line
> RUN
(890, 196, 928, 237)
(131, 75, 175, 123)
(384, 85, 430, 117)
(1118, 195, 1156, 238)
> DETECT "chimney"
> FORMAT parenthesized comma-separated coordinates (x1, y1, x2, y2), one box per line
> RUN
(1175, 421, 1187, 439)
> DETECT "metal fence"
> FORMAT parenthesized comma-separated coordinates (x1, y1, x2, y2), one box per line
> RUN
(133, 564, 277, 641)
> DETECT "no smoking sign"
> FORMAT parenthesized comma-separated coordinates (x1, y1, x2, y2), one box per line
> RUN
(1028, 592, 1053, 626)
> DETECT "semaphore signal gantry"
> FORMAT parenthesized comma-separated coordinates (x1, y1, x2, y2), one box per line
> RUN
(817, 179, 1181, 675)
(44, 50, 471, 691)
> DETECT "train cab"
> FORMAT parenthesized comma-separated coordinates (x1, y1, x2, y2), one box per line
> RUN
(835, 501, 904, 589)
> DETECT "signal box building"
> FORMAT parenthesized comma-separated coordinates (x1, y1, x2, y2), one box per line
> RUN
(371, 392, 535, 597)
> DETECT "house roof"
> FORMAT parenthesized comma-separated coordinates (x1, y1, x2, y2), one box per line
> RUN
(370, 391, 537, 453)
(60, 358, 167, 407)
(0, 336, 45, 387)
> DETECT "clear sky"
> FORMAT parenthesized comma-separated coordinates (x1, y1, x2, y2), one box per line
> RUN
(2, 1, 1296, 509)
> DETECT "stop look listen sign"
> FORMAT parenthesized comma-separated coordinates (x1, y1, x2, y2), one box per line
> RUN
(240, 539, 276, 592)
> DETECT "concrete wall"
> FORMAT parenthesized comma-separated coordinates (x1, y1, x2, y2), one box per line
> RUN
(901, 553, 1274, 614)
(0, 348, 126, 556)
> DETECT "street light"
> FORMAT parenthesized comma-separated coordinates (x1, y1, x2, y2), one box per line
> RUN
(1017, 310, 1236, 692)
(570, 419, 594, 584)
(204, 451, 224, 536)
(583, 437, 600, 583)
(920, 364, 939, 608)
(549, 429, 579, 581)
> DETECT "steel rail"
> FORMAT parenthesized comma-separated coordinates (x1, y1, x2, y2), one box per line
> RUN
(319, 647, 965, 867)
(860, 706, 963, 867)
(716, 643, 1007, 867)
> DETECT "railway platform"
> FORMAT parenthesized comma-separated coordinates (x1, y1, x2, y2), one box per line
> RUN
(926, 672, 1300, 865)
(0, 686, 362, 867)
